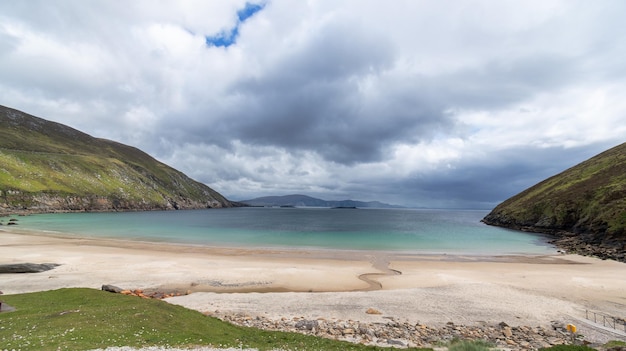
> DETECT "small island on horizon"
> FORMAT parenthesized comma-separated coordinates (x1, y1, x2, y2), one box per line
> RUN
(240, 194, 404, 209)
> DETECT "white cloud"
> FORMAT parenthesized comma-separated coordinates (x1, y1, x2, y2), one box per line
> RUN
(1, 0, 625, 207)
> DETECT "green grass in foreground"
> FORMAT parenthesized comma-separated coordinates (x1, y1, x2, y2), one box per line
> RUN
(446, 339, 492, 351)
(602, 340, 626, 349)
(0, 288, 432, 351)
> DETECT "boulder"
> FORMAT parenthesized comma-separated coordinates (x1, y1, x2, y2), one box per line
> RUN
(101, 284, 124, 293)
(0, 301, 16, 313)
(387, 339, 405, 346)
(295, 319, 319, 331)
(0, 263, 60, 273)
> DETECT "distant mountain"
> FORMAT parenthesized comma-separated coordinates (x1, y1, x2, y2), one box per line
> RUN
(0, 105, 237, 212)
(241, 194, 403, 209)
(483, 142, 626, 261)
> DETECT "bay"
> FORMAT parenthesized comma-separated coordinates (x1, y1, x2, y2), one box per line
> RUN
(13, 207, 556, 255)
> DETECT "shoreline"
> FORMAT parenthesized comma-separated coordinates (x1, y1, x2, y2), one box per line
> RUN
(2, 203, 621, 261)
(2, 227, 626, 345)
(1, 224, 561, 261)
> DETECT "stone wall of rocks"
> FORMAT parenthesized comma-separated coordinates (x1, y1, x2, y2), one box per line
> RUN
(212, 312, 575, 350)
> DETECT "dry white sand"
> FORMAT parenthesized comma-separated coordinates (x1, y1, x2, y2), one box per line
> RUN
(2, 228, 625, 333)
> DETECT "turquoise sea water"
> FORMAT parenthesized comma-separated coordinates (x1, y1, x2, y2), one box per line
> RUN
(13, 207, 556, 255)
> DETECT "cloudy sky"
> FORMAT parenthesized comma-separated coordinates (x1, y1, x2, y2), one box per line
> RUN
(1, 1, 625, 208)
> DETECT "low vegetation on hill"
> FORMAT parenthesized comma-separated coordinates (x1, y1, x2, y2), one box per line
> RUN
(483, 142, 626, 260)
(0, 105, 235, 212)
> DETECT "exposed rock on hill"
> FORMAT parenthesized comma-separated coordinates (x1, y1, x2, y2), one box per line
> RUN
(483, 142, 626, 262)
(0, 105, 237, 212)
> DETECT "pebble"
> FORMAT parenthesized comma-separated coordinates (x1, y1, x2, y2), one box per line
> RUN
(214, 313, 575, 350)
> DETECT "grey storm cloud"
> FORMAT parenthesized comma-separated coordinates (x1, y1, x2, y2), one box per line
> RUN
(371, 143, 617, 209)
(438, 55, 580, 109)
(168, 33, 596, 167)
(170, 20, 454, 164)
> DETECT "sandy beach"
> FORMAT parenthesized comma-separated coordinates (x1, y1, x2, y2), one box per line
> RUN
(1, 227, 625, 345)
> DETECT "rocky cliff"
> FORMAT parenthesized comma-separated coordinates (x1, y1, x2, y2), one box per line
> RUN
(482, 142, 626, 261)
(0, 105, 237, 212)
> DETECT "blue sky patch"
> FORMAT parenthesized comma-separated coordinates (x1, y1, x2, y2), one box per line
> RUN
(205, 2, 266, 48)
(238, 2, 265, 22)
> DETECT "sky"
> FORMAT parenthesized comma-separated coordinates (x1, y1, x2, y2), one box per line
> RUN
(1, 1, 625, 209)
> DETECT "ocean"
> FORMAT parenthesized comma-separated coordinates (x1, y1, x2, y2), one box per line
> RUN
(13, 207, 556, 255)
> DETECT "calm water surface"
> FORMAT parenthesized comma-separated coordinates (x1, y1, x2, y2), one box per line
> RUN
(14, 207, 556, 255)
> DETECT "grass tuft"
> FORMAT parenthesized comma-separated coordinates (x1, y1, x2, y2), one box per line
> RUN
(447, 339, 492, 351)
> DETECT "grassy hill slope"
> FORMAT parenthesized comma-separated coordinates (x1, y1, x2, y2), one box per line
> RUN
(0, 105, 235, 212)
(482, 142, 626, 260)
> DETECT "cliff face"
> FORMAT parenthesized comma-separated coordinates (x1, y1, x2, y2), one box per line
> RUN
(0, 105, 236, 212)
(482, 142, 626, 261)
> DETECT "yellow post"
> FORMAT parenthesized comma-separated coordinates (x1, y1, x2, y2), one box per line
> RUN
(566, 324, 577, 344)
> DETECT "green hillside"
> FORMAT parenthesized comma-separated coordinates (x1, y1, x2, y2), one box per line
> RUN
(0, 105, 235, 212)
(483, 142, 626, 259)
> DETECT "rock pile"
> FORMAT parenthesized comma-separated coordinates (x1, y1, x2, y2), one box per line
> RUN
(101, 285, 190, 299)
(212, 313, 575, 350)
(550, 235, 626, 263)
(0, 217, 19, 225)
